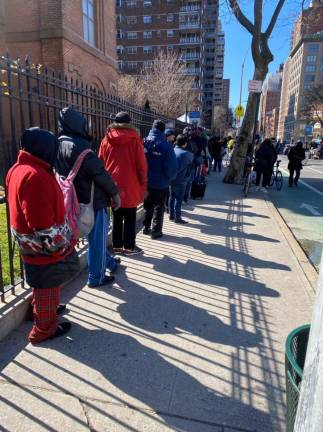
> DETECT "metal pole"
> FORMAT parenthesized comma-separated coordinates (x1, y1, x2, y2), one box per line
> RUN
(239, 62, 244, 107)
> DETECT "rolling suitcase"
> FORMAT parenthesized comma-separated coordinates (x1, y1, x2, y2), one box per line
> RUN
(191, 166, 207, 199)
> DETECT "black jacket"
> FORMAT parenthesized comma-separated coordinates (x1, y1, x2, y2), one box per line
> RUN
(255, 142, 276, 168)
(288, 144, 305, 170)
(55, 107, 118, 211)
(208, 137, 223, 158)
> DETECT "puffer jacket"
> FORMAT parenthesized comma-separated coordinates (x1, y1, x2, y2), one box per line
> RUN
(55, 107, 118, 211)
(99, 123, 147, 208)
(144, 128, 177, 189)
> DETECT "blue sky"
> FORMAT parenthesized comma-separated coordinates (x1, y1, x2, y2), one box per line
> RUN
(222, 0, 311, 109)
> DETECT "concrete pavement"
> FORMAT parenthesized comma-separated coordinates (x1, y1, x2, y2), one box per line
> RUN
(0, 173, 315, 432)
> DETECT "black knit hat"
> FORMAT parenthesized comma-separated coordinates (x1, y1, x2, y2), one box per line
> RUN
(152, 119, 166, 132)
(115, 111, 131, 124)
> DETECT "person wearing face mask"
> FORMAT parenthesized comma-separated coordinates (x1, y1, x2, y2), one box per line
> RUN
(6, 127, 80, 344)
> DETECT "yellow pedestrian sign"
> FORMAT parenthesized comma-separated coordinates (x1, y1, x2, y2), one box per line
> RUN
(235, 105, 245, 118)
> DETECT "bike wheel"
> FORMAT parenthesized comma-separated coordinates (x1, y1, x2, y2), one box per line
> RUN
(276, 171, 283, 191)
(269, 172, 274, 187)
(243, 173, 251, 197)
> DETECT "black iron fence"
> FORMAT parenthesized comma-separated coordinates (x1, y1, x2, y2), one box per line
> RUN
(0, 52, 187, 302)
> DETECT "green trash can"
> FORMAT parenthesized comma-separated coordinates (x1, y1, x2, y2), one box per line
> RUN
(285, 324, 310, 432)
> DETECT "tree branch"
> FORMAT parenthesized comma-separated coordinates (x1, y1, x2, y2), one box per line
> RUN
(265, 0, 286, 37)
(229, 0, 255, 34)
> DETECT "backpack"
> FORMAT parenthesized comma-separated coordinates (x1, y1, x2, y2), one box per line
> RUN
(56, 149, 95, 239)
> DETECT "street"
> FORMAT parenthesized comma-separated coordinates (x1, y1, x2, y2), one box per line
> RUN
(268, 156, 323, 269)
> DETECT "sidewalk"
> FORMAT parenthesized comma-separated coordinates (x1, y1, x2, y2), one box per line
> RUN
(0, 173, 315, 432)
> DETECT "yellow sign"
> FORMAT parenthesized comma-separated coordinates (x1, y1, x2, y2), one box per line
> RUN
(235, 105, 245, 118)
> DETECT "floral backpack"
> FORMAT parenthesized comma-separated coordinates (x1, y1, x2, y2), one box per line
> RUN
(56, 149, 95, 239)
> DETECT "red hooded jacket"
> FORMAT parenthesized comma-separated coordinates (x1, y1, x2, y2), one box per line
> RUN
(99, 124, 147, 208)
(6, 151, 74, 265)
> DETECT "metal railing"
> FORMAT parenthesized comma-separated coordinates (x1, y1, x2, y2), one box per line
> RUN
(0, 52, 187, 303)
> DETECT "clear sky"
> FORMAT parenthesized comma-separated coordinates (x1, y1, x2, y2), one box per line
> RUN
(222, 0, 312, 110)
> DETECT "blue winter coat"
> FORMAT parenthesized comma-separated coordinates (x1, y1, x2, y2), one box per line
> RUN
(144, 128, 177, 189)
(172, 146, 194, 186)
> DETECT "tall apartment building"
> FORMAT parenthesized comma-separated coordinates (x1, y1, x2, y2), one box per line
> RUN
(259, 69, 282, 138)
(116, 0, 224, 128)
(221, 78, 230, 111)
(0, 0, 118, 94)
(278, 0, 323, 142)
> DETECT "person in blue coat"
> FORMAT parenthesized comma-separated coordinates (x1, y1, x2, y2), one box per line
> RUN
(169, 135, 193, 224)
(143, 120, 177, 239)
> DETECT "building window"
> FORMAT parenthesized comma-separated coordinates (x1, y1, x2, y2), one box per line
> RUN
(320, 64, 323, 72)
(128, 46, 137, 54)
(306, 64, 316, 72)
(82, 0, 96, 46)
(127, 31, 137, 39)
(305, 74, 315, 82)
(143, 15, 152, 23)
(167, 14, 174, 22)
(304, 83, 313, 90)
(143, 46, 153, 54)
(308, 44, 319, 53)
(117, 0, 123, 6)
(128, 61, 138, 70)
(127, 0, 137, 7)
(117, 29, 124, 39)
(167, 45, 173, 52)
(127, 16, 137, 24)
(117, 15, 123, 24)
(116, 45, 124, 54)
(144, 60, 153, 68)
(307, 55, 317, 62)
(143, 0, 152, 7)
(143, 31, 152, 39)
(167, 30, 174, 38)
(156, 30, 162, 38)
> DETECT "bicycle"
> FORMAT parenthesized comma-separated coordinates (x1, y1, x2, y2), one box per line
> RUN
(242, 158, 256, 198)
(269, 160, 283, 191)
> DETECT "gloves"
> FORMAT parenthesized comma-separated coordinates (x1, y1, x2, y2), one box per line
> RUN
(112, 193, 121, 211)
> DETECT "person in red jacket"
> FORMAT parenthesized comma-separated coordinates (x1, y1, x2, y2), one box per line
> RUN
(99, 112, 147, 256)
(6, 127, 80, 344)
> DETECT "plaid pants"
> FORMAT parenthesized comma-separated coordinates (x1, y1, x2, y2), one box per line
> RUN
(28, 286, 60, 344)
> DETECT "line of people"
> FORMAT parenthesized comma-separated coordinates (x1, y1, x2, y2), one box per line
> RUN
(6, 108, 221, 345)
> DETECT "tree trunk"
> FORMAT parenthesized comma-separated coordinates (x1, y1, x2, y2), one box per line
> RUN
(223, 66, 268, 184)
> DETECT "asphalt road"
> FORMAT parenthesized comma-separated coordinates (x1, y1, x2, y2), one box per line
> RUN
(269, 156, 323, 269)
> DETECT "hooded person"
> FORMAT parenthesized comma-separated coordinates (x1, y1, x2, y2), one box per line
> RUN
(288, 141, 305, 187)
(143, 119, 177, 239)
(55, 107, 120, 287)
(99, 112, 147, 256)
(6, 127, 80, 344)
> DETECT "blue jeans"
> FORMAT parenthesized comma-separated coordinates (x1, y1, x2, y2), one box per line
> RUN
(169, 184, 186, 220)
(87, 209, 116, 285)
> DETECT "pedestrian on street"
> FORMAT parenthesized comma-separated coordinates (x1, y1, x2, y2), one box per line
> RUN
(208, 136, 224, 172)
(169, 135, 193, 224)
(6, 127, 80, 344)
(255, 138, 276, 191)
(99, 112, 147, 256)
(143, 120, 177, 239)
(164, 128, 176, 213)
(56, 107, 120, 288)
(288, 141, 306, 187)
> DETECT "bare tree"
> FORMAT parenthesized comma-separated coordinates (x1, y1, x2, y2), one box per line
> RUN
(300, 84, 323, 127)
(213, 106, 231, 136)
(118, 51, 198, 118)
(223, 0, 285, 184)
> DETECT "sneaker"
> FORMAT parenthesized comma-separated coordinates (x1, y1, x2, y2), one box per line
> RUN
(88, 275, 115, 288)
(50, 321, 72, 339)
(113, 247, 123, 255)
(151, 231, 163, 240)
(175, 219, 189, 224)
(143, 227, 152, 235)
(169, 216, 175, 221)
(124, 246, 144, 256)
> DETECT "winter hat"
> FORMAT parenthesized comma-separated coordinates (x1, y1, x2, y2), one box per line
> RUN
(175, 134, 187, 148)
(152, 119, 166, 133)
(21, 127, 59, 167)
(165, 128, 175, 137)
(115, 112, 131, 124)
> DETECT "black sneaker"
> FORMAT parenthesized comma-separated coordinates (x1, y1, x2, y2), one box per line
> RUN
(151, 231, 163, 240)
(169, 216, 175, 221)
(50, 321, 72, 339)
(88, 275, 115, 288)
(124, 246, 144, 256)
(175, 219, 189, 224)
(143, 227, 152, 235)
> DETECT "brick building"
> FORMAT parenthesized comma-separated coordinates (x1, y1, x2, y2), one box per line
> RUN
(0, 0, 118, 94)
(115, 0, 224, 128)
(259, 69, 282, 138)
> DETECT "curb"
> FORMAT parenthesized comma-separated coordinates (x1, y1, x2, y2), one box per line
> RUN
(0, 207, 144, 342)
(265, 195, 318, 297)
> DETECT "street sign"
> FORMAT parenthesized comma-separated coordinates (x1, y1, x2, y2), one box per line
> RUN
(235, 105, 245, 118)
(304, 124, 313, 136)
(248, 80, 262, 93)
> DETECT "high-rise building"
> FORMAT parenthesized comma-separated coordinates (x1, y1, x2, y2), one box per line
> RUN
(0, 0, 118, 94)
(278, 1, 323, 142)
(115, 0, 224, 128)
(259, 69, 282, 139)
(221, 79, 230, 111)
(277, 58, 291, 141)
